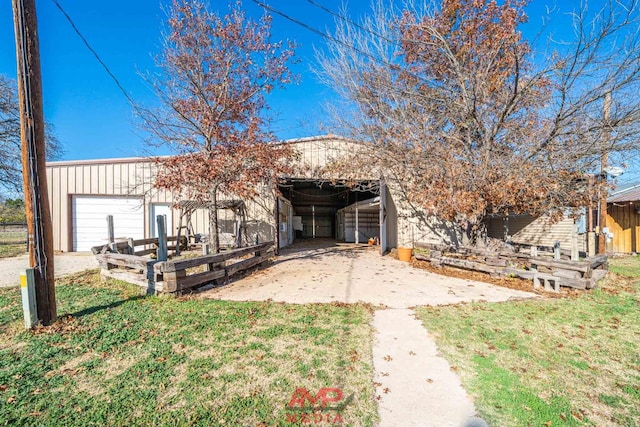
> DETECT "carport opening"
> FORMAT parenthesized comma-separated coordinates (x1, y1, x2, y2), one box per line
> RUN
(278, 179, 379, 244)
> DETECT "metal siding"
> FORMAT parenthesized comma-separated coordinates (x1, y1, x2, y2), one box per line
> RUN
(105, 163, 114, 195)
(51, 166, 60, 252)
(76, 166, 91, 194)
(113, 163, 122, 195)
(60, 167, 69, 252)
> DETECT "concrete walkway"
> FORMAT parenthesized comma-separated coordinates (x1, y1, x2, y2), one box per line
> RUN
(204, 240, 530, 426)
(0, 253, 98, 287)
(373, 309, 481, 427)
(203, 240, 535, 307)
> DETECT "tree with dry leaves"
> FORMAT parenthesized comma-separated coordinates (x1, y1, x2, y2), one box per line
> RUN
(0, 74, 63, 196)
(318, 0, 640, 242)
(139, 0, 297, 252)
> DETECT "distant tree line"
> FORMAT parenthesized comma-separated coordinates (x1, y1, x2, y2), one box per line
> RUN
(0, 74, 63, 196)
(0, 198, 26, 224)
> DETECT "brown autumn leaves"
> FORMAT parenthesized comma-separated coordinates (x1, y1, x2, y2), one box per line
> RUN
(140, 0, 640, 247)
(319, 0, 640, 230)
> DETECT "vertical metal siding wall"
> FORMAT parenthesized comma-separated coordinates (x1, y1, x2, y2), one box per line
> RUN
(47, 160, 175, 251)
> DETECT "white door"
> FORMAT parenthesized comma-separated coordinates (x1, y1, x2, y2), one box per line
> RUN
(72, 196, 144, 251)
(150, 204, 173, 238)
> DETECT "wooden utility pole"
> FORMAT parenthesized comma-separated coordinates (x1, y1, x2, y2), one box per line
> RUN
(598, 92, 611, 255)
(12, 0, 56, 325)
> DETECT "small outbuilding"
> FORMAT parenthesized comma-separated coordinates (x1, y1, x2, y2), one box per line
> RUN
(606, 184, 640, 253)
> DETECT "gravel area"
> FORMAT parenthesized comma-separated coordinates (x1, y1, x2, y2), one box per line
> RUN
(0, 253, 98, 287)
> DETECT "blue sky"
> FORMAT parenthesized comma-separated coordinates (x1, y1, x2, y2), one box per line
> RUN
(1, 0, 632, 185)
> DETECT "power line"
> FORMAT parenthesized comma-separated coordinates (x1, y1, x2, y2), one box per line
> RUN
(251, 0, 436, 92)
(51, 0, 136, 106)
(305, 0, 396, 47)
(251, 0, 403, 73)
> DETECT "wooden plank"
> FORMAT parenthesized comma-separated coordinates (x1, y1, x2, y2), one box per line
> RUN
(101, 269, 149, 289)
(161, 242, 273, 272)
(96, 253, 158, 270)
(529, 256, 591, 272)
(485, 257, 507, 267)
(163, 270, 186, 293)
(414, 253, 430, 261)
(588, 254, 608, 270)
(559, 277, 590, 290)
(225, 253, 269, 276)
(134, 248, 156, 256)
(436, 256, 500, 275)
(132, 237, 159, 246)
(552, 268, 581, 279)
(175, 270, 226, 291)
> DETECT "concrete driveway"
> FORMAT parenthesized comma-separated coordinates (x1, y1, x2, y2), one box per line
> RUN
(203, 240, 536, 307)
(0, 253, 99, 287)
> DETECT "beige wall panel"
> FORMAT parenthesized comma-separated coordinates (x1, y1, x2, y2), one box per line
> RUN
(105, 164, 114, 195)
(79, 166, 87, 193)
(50, 167, 61, 251)
(59, 167, 69, 252)
(113, 164, 122, 195)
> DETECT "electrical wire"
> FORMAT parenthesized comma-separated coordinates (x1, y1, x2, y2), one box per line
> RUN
(251, 0, 406, 74)
(51, 0, 136, 106)
(305, 0, 397, 47)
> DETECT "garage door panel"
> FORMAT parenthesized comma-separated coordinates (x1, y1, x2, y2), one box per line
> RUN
(72, 196, 144, 251)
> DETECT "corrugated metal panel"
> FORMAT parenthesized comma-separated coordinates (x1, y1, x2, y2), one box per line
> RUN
(608, 185, 640, 203)
(486, 214, 585, 251)
(344, 211, 379, 242)
(45, 137, 372, 251)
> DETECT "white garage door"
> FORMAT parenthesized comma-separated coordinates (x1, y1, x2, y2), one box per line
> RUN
(72, 196, 144, 251)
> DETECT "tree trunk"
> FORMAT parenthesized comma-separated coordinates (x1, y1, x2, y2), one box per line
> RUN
(209, 187, 220, 253)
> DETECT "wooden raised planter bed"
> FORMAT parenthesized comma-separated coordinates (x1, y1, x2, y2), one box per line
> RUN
(414, 242, 608, 292)
(95, 241, 274, 295)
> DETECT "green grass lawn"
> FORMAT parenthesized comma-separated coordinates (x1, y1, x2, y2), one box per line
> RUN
(0, 231, 27, 258)
(415, 256, 640, 427)
(0, 271, 377, 426)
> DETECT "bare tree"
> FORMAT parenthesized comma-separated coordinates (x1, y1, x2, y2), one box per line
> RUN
(139, 0, 297, 252)
(318, 0, 640, 241)
(0, 74, 63, 195)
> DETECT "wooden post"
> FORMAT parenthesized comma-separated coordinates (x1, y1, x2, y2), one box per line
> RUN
(13, 0, 56, 325)
(127, 237, 135, 255)
(107, 215, 115, 251)
(530, 245, 538, 257)
(156, 215, 168, 261)
(175, 214, 182, 257)
(598, 92, 611, 255)
(587, 232, 596, 257)
(554, 241, 561, 260)
(571, 224, 579, 261)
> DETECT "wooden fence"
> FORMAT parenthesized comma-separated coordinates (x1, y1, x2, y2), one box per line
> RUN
(90, 236, 188, 257)
(95, 242, 273, 295)
(414, 242, 608, 291)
